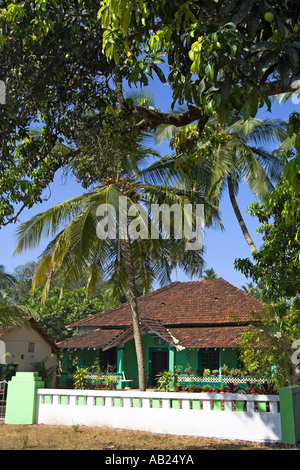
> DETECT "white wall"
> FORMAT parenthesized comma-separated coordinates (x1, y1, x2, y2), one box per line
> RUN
(1, 326, 57, 386)
(36, 389, 281, 443)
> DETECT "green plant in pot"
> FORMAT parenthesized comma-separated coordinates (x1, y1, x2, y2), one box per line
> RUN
(221, 364, 230, 376)
(156, 370, 178, 392)
(175, 365, 183, 375)
(103, 375, 118, 390)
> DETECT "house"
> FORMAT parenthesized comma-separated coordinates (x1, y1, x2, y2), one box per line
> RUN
(57, 278, 265, 388)
(0, 317, 59, 387)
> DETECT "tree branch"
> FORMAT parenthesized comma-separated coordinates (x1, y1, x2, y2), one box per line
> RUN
(264, 78, 300, 96)
(124, 104, 209, 132)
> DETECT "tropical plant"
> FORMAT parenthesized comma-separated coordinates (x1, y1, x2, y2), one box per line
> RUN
(0, 265, 16, 295)
(259, 379, 278, 395)
(149, 116, 286, 253)
(235, 173, 300, 387)
(230, 368, 242, 377)
(73, 368, 89, 390)
(184, 364, 193, 375)
(155, 370, 178, 392)
(240, 381, 259, 395)
(225, 382, 239, 394)
(1, 0, 299, 228)
(201, 268, 219, 279)
(103, 375, 119, 390)
(221, 364, 230, 375)
(31, 355, 56, 388)
(0, 265, 38, 328)
(13, 119, 214, 390)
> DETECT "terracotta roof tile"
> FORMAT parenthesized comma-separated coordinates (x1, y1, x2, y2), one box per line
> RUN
(68, 278, 264, 329)
(169, 326, 250, 348)
(57, 329, 123, 350)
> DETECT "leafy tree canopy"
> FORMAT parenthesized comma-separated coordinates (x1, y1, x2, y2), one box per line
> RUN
(234, 172, 300, 385)
(0, 0, 300, 225)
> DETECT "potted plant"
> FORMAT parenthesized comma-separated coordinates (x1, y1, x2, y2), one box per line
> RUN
(184, 364, 192, 375)
(103, 375, 118, 390)
(156, 370, 178, 392)
(203, 368, 211, 376)
(212, 369, 219, 376)
(230, 368, 242, 377)
(221, 364, 230, 376)
(175, 365, 183, 375)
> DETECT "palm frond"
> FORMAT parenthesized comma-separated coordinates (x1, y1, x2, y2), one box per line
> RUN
(0, 301, 38, 328)
(14, 192, 92, 255)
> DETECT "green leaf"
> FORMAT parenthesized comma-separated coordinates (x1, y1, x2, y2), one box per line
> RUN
(121, 8, 131, 33)
(153, 64, 166, 84)
(190, 55, 200, 75)
(205, 63, 214, 81)
(197, 78, 206, 96)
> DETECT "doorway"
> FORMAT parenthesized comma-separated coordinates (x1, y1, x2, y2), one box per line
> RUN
(150, 350, 168, 386)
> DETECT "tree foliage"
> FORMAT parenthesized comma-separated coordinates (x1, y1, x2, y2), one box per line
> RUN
(234, 173, 300, 385)
(1, 0, 300, 224)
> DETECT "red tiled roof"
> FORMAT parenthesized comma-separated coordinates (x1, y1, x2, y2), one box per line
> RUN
(68, 278, 264, 329)
(168, 326, 250, 349)
(101, 318, 180, 351)
(57, 329, 123, 350)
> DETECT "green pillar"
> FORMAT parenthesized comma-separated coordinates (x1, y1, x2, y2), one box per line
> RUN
(279, 386, 300, 444)
(116, 347, 124, 373)
(60, 349, 69, 387)
(5, 372, 44, 425)
(168, 346, 175, 372)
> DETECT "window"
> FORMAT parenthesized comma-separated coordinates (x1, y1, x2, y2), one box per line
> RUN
(28, 343, 35, 353)
(100, 348, 117, 371)
(198, 348, 219, 372)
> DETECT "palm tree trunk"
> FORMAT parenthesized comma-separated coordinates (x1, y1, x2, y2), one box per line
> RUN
(123, 225, 146, 391)
(227, 174, 257, 253)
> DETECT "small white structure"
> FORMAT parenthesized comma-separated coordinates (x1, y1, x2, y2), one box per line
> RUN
(0, 318, 58, 387)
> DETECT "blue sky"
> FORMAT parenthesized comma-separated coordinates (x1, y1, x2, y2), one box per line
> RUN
(0, 79, 298, 290)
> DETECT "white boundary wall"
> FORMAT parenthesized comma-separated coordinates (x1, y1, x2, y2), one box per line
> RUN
(36, 389, 281, 443)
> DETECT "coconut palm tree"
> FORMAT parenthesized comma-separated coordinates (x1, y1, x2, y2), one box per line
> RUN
(149, 116, 287, 253)
(0, 265, 38, 328)
(14, 137, 218, 390)
(201, 268, 219, 279)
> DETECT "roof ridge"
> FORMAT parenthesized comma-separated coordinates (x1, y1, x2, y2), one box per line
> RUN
(67, 281, 181, 328)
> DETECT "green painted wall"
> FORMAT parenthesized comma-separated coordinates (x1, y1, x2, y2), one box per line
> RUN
(75, 335, 239, 388)
(123, 334, 169, 387)
(173, 348, 198, 373)
(219, 348, 239, 371)
(5, 372, 44, 425)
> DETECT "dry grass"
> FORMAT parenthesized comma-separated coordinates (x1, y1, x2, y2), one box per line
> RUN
(0, 422, 298, 450)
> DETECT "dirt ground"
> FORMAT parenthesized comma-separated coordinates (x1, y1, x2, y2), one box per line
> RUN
(0, 422, 298, 451)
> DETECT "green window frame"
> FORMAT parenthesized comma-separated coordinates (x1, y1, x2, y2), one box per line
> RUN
(198, 348, 219, 373)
